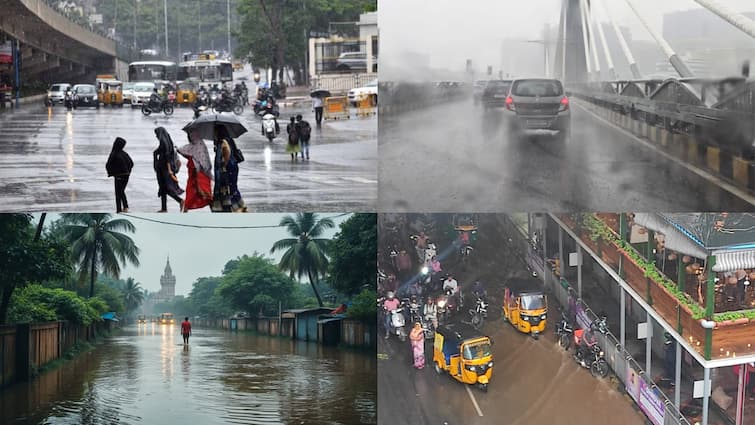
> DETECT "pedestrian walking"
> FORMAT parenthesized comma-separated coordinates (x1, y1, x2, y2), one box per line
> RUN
(296, 114, 311, 160)
(153, 127, 184, 212)
(286, 116, 301, 162)
(312, 96, 324, 125)
(105, 137, 134, 213)
(181, 316, 192, 345)
(177, 130, 213, 211)
(409, 322, 425, 369)
(212, 125, 247, 212)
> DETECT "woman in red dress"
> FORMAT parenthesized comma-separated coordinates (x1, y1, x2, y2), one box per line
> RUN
(178, 131, 213, 211)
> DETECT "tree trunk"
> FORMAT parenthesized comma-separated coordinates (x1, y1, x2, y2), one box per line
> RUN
(89, 244, 97, 298)
(307, 270, 324, 307)
(0, 285, 14, 325)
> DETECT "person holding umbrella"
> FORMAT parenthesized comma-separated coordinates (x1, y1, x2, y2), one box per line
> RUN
(212, 125, 247, 212)
(177, 129, 213, 211)
(310, 89, 330, 125)
(153, 127, 184, 212)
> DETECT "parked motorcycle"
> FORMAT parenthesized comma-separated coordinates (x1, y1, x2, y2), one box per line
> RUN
(555, 312, 573, 350)
(469, 295, 488, 330)
(141, 98, 174, 116)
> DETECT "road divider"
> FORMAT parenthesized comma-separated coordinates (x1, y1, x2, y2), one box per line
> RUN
(324, 96, 350, 120)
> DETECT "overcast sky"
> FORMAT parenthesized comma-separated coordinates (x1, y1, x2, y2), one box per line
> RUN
(37, 213, 351, 296)
(380, 0, 755, 78)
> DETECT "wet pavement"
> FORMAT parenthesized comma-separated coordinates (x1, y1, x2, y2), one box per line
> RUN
(377, 214, 646, 425)
(379, 99, 755, 212)
(0, 324, 376, 425)
(0, 103, 376, 212)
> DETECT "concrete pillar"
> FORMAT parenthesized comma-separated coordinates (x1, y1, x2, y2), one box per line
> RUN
(558, 226, 565, 278)
(620, 286, 626, 349)
(702, 367, 711, 425)
(577, 245, 582, 298)
(675, 340, 681, 408)
(645, 312, 652, 376)
(365, 36, 374, 75)
(308, 37, 317, 79)
(736, 363, 745, 425)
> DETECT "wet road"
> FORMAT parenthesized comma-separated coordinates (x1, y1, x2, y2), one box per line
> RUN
(0, 324, 376, 425)
(0, 103, 376, 212)
(379, 98, 754, 212)
(377, 214, 646, 425)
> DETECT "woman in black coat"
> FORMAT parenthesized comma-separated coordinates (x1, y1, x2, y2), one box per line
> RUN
(153, 127, 184, 212)
(105, 137, 134, 213)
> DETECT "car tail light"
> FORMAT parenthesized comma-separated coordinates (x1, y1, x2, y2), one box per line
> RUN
(505, 95, 515, 111)
(559, 96, 569, 112)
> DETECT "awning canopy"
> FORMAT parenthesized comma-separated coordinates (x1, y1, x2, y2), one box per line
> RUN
(633, 213, 708, 259)
(711, 249, 755, 272)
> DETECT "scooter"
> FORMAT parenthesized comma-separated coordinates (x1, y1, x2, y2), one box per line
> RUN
(388, 307, 407, 342)
(469, 295, 488, 330)
(64, 89, 74, 110)
(262, 113, 279, 142)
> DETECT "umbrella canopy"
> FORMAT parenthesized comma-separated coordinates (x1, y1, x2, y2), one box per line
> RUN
(182, 114, 247, 140)
(310, 89, 331, 98)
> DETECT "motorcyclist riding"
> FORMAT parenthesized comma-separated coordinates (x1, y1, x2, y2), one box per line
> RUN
(574, 325, 598, 366)
(472, 280, 486, 298)
(423, 296, 438, 331)
(383, 291, 400, 339)
(148, 88, 162, 109)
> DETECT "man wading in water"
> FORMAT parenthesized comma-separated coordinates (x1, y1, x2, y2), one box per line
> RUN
(181, 316, 192, 345)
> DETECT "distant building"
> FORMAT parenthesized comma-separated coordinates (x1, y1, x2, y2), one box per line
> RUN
(152, 257, 176, 304)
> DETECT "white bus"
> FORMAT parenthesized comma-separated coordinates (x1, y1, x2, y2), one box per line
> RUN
(128, 61, 177, 86)
(177, 59, 233, 90)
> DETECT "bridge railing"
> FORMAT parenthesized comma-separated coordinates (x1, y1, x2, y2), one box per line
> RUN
(378, 81, 469, 114)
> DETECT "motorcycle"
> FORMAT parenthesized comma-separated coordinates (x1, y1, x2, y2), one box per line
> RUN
(408, 297, 423, 325)
(262, 113, 279, 142)
(213, 94, 243, 115)
(460, 244, 474, 269)
(64, 90, 74, 110)
(469, 295, 488, 330)
(388, 307, 407, 342)
(436, 288, 460, 324)
(574, 341, 609, 378)
(555, 312, 573, 350)
(141, 98, 174, 116)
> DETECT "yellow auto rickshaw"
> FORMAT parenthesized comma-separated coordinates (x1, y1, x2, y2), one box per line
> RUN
(103, 81, 123, 107)
(432, 323, 493, 392)
(176, 81, 197, 106)
(502, 277, 548, 338)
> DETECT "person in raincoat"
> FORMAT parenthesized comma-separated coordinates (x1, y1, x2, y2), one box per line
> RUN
(153, 127, 184, 212)
(177, 130, 213, 211)
(212, 125, 247, 212)
(105, 137, 133, 213)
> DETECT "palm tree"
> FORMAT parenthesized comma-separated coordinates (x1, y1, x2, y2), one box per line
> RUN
(123, 278, 145, 313)
(60, 214, 140, 298)
(271, 213, 335, 307)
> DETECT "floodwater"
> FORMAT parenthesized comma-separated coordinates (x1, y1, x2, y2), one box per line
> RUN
(0, 324, 376, 424)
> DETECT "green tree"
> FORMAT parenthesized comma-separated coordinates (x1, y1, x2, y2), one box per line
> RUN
(217, 254, 297, 316)
(8, 285, 104, 325)
(0, 214, 70, 324)
(123, 278, 145, 314)
(187, 276, 232, 319)
(59, 214, 141, 299)
(94, 282, 126, 315)
(328, 214, 376, 296)
(271, 213, 334, 307)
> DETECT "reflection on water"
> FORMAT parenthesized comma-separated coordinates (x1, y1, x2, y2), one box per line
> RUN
(0, 325, 376, 424)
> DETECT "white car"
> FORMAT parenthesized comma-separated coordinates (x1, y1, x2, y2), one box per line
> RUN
(348, 79, 377, 106)
(130, 82, 155, 107)
(46, 83, 71, 105)
(122, 82, 135, 104)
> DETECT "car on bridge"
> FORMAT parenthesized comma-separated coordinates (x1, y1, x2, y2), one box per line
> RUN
(480, 79, 512, 109)
(72, 84, 99, 109)
(504, 78, 570, 142)
(46, 83, 71, 106)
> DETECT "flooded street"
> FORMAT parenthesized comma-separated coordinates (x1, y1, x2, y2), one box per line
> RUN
(0, 324, 376, 425)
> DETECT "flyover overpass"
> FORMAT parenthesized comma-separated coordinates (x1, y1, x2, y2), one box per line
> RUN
(0, 0, 130, 95)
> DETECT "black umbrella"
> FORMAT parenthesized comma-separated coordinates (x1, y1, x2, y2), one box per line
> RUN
(310, 89, 331, 98)
(182, 114, 247, 140)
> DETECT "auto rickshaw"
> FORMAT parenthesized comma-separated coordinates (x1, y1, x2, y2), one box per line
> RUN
(103, 81, 123, 107)
(502, 277, 548, 338)
(176, 80, 197, 106)
(432, 323, 493, 392)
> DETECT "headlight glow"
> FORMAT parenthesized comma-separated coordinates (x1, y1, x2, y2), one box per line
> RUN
(437, 300, 446, 308)
(541, 315, 546, 319)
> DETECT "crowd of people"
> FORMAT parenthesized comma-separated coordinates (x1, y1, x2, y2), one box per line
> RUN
(106, 123, 248, 213)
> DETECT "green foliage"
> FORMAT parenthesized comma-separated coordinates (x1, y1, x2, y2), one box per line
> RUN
(347, 288, 376, 323)
(582, 214, 708, 320)
(217, 254, 298, 316)
(8, 285, 102, 325)
(328, 214, 376, 296)
(94, 283, 126, 315)
(186, 277, 233, 319)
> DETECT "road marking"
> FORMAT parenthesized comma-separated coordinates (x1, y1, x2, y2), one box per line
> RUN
(465, 385, 484, 417)
(575, 101, 755, 207)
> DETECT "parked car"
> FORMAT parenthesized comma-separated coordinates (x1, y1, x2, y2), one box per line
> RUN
(504, 78, 570, 142)
(480, 80, 512, 109)
(335, 52, 378, 72)
(348, 78, 378, 106)
(122, 82, 135, 104)
(72, 84, 99, 108)
(46, 83, 71, 105)
(130, 82, 156, 107)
